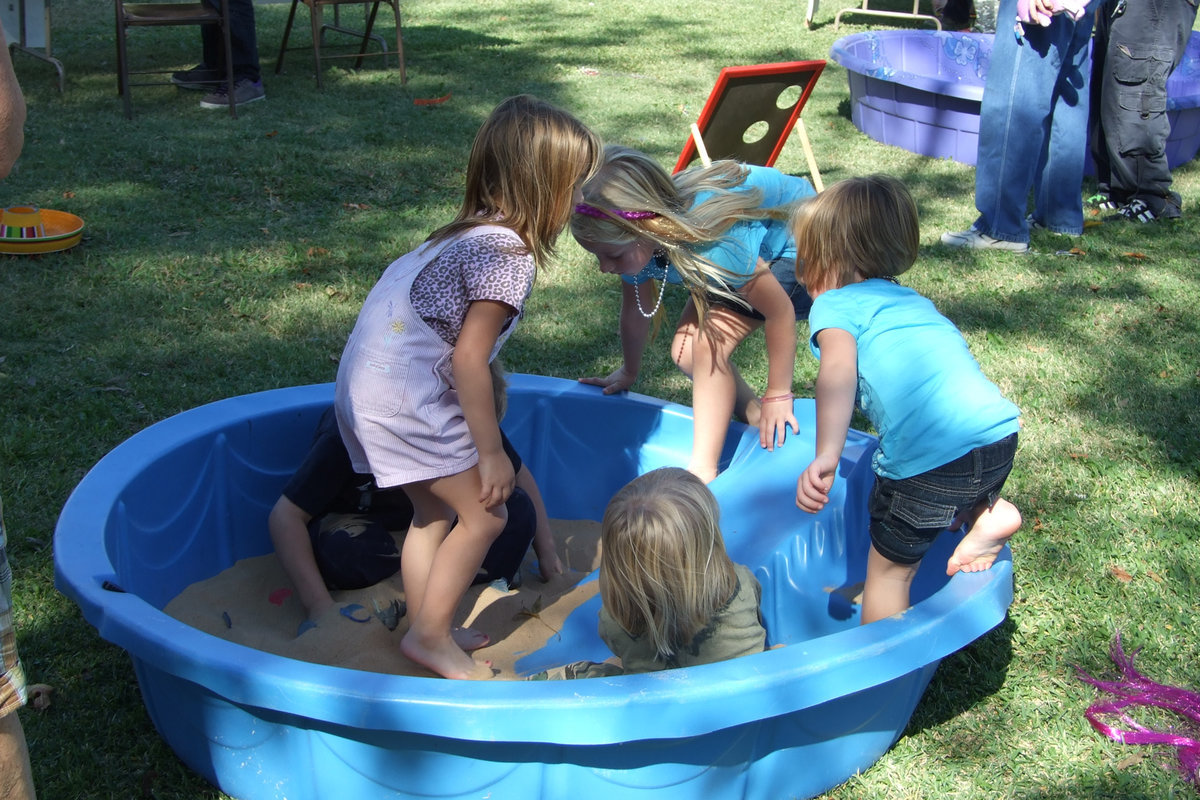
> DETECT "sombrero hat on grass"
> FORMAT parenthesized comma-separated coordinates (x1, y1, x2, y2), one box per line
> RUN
(0, 206, 85, 255)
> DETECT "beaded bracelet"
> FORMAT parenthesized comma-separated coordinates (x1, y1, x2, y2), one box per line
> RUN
(760, 392, 794, 404)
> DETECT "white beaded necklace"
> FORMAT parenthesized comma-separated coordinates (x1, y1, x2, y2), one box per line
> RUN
(634, 254, 669, 319)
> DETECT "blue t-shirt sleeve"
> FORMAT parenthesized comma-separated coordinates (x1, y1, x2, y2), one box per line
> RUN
(807, 291, 862, 358)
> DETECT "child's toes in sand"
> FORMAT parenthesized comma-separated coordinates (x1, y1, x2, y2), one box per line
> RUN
(402, 629, 494, 680)
(946, 498, 1022, 577)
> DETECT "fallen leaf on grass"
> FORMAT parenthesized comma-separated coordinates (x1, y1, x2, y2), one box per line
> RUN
(1116, 752, 1146, 770)
(306, 246, 330, 258)
(343, 202, 371, 210)
(414, 93, 451, 106)
(1110, 565, 1133, 583)
(1121, 252, 1147, 260)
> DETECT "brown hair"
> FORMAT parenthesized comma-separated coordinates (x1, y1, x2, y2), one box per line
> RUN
(792, 174, 919, 295)
(429, 95, 602, 270)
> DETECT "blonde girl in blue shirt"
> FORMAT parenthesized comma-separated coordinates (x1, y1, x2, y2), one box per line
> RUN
(571, 146, 816, 483)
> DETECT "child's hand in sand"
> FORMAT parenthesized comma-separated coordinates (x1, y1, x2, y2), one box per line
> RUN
(534, 537, 564, 581)
(531, 517, 564, 581)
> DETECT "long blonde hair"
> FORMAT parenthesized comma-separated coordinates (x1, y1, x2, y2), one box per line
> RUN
(571, 146, 799, 317)
(429, 95, 602, 270)
(599, 467, 738, 661)
(792, 174, 919, 295)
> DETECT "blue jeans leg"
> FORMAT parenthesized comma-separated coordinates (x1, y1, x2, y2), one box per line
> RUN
(201, 0, 262, 83)
(974, 0, 1098, 240)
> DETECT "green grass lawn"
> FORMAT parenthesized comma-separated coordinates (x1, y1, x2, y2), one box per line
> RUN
(2, 0, 1199, 796)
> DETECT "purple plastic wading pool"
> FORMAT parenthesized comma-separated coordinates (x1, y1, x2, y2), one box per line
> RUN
(830, 30, 1200, 169)
(54, 375, 1013, 800)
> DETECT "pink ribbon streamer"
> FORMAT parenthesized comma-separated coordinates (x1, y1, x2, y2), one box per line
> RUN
(1076, 634, 1200, 785)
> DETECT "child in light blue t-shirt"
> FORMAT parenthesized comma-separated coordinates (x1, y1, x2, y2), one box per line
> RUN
(792, 175, 1022, 625)
(570, 146, 817, 484)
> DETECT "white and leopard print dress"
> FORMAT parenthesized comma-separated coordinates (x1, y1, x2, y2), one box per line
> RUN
(334, 225, 535, 488)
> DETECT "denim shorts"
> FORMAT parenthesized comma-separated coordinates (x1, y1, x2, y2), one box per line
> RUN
(869, 433, 1018, 565)
(709, 258, 813, 322)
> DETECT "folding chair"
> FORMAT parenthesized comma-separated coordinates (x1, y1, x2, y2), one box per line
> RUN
(827, 0, 942, 31)
(675, 60, 826, 191)
(114, 0, 237, 118)
(275, 0, 405, 88)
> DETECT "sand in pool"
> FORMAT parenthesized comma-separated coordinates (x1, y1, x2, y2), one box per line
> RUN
(164, 519, 602, 680)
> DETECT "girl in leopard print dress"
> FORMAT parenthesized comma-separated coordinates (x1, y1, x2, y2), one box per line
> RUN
(335, 95, 601, 679)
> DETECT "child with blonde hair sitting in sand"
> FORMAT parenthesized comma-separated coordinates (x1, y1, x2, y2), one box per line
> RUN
(533, 467, 765, 679)
(791, 174, 1022, 625)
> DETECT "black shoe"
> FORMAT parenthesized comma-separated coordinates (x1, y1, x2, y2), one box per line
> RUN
(1104, 198, 1179, 224)
(172, 64, 223, 91)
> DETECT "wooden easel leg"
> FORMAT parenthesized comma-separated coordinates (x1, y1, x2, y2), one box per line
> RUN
(689, 122, 713, 168)
(793, 118, 823, 192)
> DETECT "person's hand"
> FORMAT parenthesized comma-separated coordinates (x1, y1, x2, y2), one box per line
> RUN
(579, 364, 637, 394)
(477, 450, 516, 510)
(534, 536, 564, 581)
(1017, 0, 1055, 25)
(796, 454, 838, 513)
(758, 397, 799, 451)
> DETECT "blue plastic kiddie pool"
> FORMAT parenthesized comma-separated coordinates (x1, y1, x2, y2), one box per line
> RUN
(54, 374, 1013, 800)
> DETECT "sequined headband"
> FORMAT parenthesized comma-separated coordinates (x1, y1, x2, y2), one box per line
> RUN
(574, 202, 658, 220)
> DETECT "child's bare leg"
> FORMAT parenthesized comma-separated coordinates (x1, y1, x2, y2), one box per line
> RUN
(673, 303, 756, 482)
(401, 473, 504, 679)
(736, 369, 762, 427)
(946, 498, 1021, 576)
(399, 497, 451, 623)
(401, 493, 490, 651)
(861, 545, 919, 624)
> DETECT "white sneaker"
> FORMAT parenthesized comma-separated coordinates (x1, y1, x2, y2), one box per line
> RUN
(940, 227, 1029, 253)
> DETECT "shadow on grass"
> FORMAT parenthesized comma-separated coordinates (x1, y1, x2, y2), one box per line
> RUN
(902, 614, 1015, 736)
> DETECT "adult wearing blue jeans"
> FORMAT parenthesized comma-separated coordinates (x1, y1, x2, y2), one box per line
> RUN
(170, 0, 266, 110)
(1089, 0, 1199, 222)
(942, 0, 1104, 252)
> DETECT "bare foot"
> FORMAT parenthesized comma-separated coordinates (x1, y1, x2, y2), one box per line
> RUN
(946, 499, 1022, 576)
(451, 626, 490, 652)
(402, 629, 494, 680)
